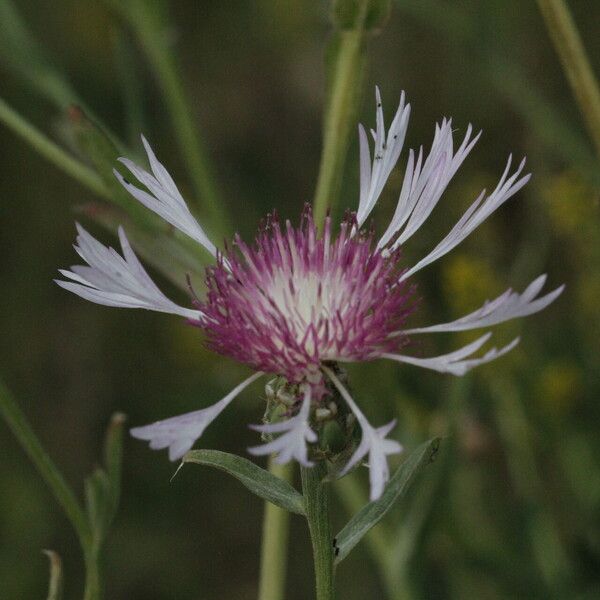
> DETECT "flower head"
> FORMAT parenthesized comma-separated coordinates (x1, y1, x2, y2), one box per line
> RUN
(197, 207, 414, 393)
(57, 88, 563, 499)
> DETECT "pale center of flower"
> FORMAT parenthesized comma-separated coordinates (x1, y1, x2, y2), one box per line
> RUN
(264, 270, 347, 326)
(262, 266, 350, 352)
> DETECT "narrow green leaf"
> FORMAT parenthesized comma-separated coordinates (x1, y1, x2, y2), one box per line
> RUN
(104, 0, 229, 238)
(183, 450, 306, 515)
(84, 468, 111, 543)
(0, 0, 80, 110)
(334, 438, 440, 563)
(43, 550, 63, 600)
(0, 379, 91, 549)
(112, 27, 146, 147)
(0, 0, 123, 144)
(0, 98, 110, 201)
(333, 0, 391, 31)
(68, 107, 156, 229)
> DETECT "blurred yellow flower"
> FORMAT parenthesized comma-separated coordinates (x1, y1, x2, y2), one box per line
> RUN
(536, 360, 583, 417)
(442, 254, 502, 316)
(544, 171, 598, 245)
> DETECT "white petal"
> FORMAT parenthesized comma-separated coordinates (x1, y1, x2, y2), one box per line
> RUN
(400, 156, 530, 281)
(56, 224, 201, 320)
(115, 136, 217, 257)
(247, 386, 317, 467)
(131, 372, 263, 461)
(383, 334, 520, 376)
(356, 88, 412, 227)
(400, 276, 564, 334)
(378, 121, 481, 250)
(323, 367, 402, 500)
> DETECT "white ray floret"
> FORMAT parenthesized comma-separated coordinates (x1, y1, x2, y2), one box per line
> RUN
(400, 275, 565, 334)
(356, 87, 411, 227)
(377, 119, 481, 250)
(399, 155, 531, 281)
(131, 372, 263, 461)
(248, 385, 317, 467)
(56, 224, 200, 319)
(114, 135, 217, 257)
(383, 333, 520, 376)
(323, 366, 403, 501)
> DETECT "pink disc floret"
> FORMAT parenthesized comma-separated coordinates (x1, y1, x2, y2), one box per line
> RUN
(197, 205, 415, 390)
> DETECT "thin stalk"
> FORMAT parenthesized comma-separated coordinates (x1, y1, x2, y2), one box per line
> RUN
(313, 1, 370, 227)
(301, 462, 335, 600)
(257, 459, 293, 600)
(83, 550, 102, 600)
(0, 380, 92, 548)
(112, 27, 146, 148)
(536, 0, 600, 157)
(133, 20, 228, 238)
(0, 98, 110, 200)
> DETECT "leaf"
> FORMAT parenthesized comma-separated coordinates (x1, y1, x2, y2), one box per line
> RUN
(68, 107, 156, 228)
(83, 413, 127, 543)
(85, 468, 112, 543)
(182, 450, 305, 515)
(332, 0, 392, 31)
(0, 0, 79, 109)
(0, 0, 122, 142)
(334, 438, 440, 563)
(43, 550, 63, 600)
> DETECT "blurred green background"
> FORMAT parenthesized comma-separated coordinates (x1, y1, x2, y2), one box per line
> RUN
(1, 1, 599, 598)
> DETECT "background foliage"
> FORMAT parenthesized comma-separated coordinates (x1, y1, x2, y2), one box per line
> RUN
(1, 1, 598, 598)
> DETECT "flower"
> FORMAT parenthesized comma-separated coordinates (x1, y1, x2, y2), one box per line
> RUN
(57, 88, 563, 499)
(248, 385, 317, 467)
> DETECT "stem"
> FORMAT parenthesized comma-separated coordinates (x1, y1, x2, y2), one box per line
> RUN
(133, 16, 228, 238)
(536, 0, 600, 158)
(301, 462, 335, 600)
(83, 550, 102, 600)
(112, 27, 146, 148)
(313, 2, 369, 227)
(0, 380, 92, 550)
(257, 459, 293, 600)
(0, 98, 110, 200)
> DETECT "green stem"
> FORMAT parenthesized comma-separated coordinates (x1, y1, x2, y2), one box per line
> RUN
(83, 550, 102, 600)
(0, 98, 110, 200)
(257, 459, 293, 600)
(0, 380, 92, 550)
(536, 0, 600, 158)
(133, 17, 228, 238)
(301, 462, 335, 600)
(313, 2, 370, 227)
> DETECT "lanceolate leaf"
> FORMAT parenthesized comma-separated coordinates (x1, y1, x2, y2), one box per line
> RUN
(183, 450, 306, 515)
(334, 437, 440, 563)
(84, 468, 112, 543)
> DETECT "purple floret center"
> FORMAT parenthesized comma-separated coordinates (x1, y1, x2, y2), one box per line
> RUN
(195, 206, 416, 390)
